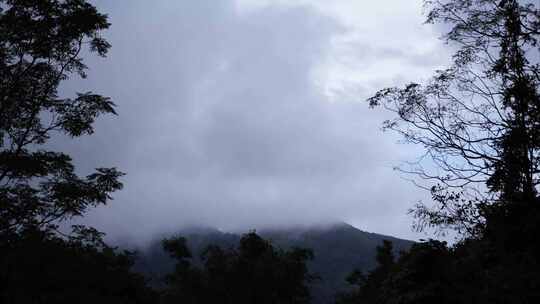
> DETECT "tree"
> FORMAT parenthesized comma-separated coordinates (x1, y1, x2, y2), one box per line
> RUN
(161, 232, 315, 304)
(0, 1, 157, 302)
(347, 1, 540, 303)
(368, 0, 540, 236)
(0, 0, 122, 239)
(335, 240, 396, 304)
(336, 240, 457, 304)
(160, 236, 205, 304)
(1, 226, 158, 304)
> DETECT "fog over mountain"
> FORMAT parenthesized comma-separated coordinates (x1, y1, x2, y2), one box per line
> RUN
(51, 0, 452, 243)
(134, 222, 414, 304)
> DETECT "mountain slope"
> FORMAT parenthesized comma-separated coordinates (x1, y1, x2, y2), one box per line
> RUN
(134, 223, 413, 304)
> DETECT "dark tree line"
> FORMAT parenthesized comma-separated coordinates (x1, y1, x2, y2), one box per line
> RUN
(160, 232, 315, 304)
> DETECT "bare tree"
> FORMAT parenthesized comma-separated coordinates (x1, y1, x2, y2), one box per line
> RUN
(368, 0, 540, 236)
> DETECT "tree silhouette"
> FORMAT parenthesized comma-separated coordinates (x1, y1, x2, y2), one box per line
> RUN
(0, 1, 156, 302)
(1, 226, 158, 303)
(0, 0, 122, 238)
(337, 240, 458, 304)
(368, 0, 540, 236)
(339, 1, 540, 303)
(335, 240, 396, 304)
(161, 232, 315, 304)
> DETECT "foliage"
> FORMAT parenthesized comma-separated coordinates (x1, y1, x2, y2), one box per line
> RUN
(338, 1, 540, 303)
(0, 1, 156, 302)
(368, 0, 540, 236)
(0, 227, 158, 303)
(135, 224, 413, 304)
(161, 232, 315, 304)
(338, 233, 540, 303)
(0, 0, 121, 238)
(337, 240, 459, 304)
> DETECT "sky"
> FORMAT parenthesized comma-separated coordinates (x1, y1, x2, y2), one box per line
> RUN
(56, 0, 453, 243)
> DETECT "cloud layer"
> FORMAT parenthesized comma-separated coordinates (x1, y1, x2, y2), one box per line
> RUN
(56, 0, 451, 243)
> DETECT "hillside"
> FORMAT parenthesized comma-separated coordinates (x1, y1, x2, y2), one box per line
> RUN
(134, 223, 413, 304)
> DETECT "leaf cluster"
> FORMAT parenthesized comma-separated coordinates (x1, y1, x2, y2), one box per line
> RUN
(161, 232, 316, 304)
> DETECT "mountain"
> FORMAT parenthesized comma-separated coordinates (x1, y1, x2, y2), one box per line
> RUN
(133, 223, 413, 304)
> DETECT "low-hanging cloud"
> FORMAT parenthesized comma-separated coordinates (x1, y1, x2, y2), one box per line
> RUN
(54, 0, 451, 243)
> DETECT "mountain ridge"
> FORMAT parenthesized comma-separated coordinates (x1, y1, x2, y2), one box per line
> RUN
(134, 222, 414, 304)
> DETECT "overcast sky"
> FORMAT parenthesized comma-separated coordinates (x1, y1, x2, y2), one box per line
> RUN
(56, 0, 453, 243)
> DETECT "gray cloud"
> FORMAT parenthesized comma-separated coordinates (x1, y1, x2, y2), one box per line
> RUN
(53, 0, 449, 244)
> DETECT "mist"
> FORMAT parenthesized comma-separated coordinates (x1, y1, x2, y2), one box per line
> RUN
(52, 0, 451, 244)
